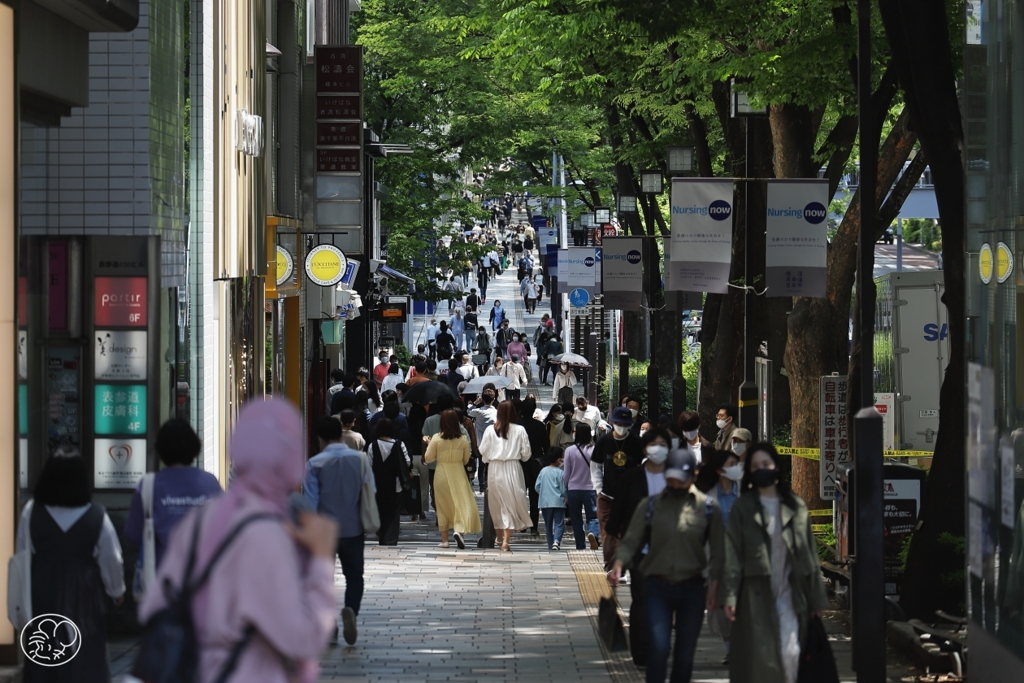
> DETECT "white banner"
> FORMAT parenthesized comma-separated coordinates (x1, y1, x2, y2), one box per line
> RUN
(565, 247, 597, 289)
(766, 180, 829, 297)
(538, 223, 557, 249)
(669, 178, 734, 293)
(601, 237, 643, 309)
(94, 438, 147, 489)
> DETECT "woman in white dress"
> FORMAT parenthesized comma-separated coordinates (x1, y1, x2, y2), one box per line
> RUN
(478, 401, 532, 552)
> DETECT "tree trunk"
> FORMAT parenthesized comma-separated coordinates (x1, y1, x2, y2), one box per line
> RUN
(784, 109, 918, 510)
(879, 0, 966, 619)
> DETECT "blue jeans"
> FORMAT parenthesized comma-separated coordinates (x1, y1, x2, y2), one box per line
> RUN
(566, 490, 600, 549)
(541, 508, 565, 549)
(454, 333, 464, 352)
(336, 535, 365, 615)
(644, 577, 706, 683)
(466, 329, 477, 353)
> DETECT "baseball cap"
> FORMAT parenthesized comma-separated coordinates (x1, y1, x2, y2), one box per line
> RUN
(664, 448, 698, 482)
(610, 407, 633, 425)
(732, 428, 753, 443)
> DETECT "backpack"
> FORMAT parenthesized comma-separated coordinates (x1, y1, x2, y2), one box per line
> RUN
(131, 510, 276, 683)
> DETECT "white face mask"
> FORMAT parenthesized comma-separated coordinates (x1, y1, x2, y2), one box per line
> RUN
(645, 445, 669, 464)
(629, 408, 639, 419)
(732, 442, 748, 456)
(683, 429, 699, 441)
(638, 429, 647, 438)
(716, 419, 729, 430)
(722, 464, 744, 482)
(612, 424, 630, 437)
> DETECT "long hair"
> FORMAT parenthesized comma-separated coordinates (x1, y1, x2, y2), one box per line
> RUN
(439, 409, 462, 440)
(695, 449, 735, 493)
(574, 424, 593, 447)
(559, 402, 575, 435)
(741, 442, 797, 506)
(494, 401, 519, 439)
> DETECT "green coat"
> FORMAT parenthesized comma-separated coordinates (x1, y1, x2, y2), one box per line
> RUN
(722, 491, 829, 683)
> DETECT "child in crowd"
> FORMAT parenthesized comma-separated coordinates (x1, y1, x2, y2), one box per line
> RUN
(536, 446, 568, 550)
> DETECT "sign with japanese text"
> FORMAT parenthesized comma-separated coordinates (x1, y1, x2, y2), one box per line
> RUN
(601, 237, 643, 309)
(819, 375, 849, 499)
(316, 95, 361, 121)
(565, 247, 597, 289)
(766, 180, 828, 297)
(316, 122, 361, 147)
(316, 149, 362, 173)
(94, 438, 147, 489)
(95, 277, 147, 327)
(94, 384, 147, 435)
(669, 178, 734, 293)
(95, 330, 147, 381)
(315, 46, 362, 93)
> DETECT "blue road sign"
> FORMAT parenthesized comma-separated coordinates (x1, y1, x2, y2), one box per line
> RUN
(569, 288, 590, 308)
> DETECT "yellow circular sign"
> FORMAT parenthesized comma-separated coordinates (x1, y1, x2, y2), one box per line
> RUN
(979, 243, 993, 284)
(304, 245, 347, 287)
(276, 246, 294, 287)
(996, 242, 1014, 283)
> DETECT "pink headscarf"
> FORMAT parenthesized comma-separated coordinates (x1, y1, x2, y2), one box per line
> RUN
(227, 397, 305, 515)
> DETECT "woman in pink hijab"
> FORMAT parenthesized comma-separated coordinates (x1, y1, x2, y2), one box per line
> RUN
(139, 398, 338, 683)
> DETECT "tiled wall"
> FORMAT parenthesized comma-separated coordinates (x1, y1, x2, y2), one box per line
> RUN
(18, 0, 186, 289)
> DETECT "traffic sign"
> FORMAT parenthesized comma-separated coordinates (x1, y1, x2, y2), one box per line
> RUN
(568, 288, 590, 307)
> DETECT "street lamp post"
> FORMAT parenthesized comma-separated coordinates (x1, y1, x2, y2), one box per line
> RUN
(639, 169, 663, 419)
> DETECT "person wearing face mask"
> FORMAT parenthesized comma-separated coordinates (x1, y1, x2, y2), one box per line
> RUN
(552, 362, 576, 403)
(677, 411, 713, 464)
(695, 449, 743, 664)
(730, 428, 752, 460)
(622, 396, 647, 439)
(606, 429, 673, 667)
(713, 404, 739, 450)
(723, 443, 829, 683)
(591, 407, 644, 570)
(609, 449, 725, 683)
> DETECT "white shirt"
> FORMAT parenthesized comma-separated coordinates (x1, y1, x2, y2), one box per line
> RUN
(457, 363, 479, 381)
(426, 324, 440, 341)
(574, 405, 602, 431)
(479, 424, 531, 463)
(17, 501, 126, 599)
(501, 361, 528, 390)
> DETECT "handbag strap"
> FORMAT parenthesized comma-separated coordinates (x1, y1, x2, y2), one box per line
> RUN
(141, 472, 155, 521)
(182, 511, 278, 599)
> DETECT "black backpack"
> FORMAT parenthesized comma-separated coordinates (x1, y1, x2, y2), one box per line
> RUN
(131, 510, 276, 683)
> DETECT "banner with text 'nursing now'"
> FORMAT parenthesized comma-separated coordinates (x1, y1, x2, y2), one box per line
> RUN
(601, 237, 643, 309)
(668, 179, 734, 293)
(765, 180, 829, 297)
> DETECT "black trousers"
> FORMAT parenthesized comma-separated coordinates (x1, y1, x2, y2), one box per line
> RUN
(629, 561, 650, 666)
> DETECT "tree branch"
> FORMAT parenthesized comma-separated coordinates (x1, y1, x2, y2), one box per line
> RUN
(877, 149, 927, 230)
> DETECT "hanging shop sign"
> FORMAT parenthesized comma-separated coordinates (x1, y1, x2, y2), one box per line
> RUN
(765, 180, 829, 297)
(601, 237, 643, 309)
(276, 246, 295, 287)
(996, 241, 1013, 283)
(95, 277, 148, 326)
(95, 330, 147, 381)
(94, 437, 147, 489)
(668, 178, 734, 293)
(979, 243, 993, 284)
(305, 245, 347, 286)
(94, 384, 147, 436)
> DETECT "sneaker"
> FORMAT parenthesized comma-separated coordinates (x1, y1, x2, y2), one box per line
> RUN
(341, 607, 357, 645)
(438, 542, 450, 548)
(587, 533, 599, 550)
(552, 542, 560, 550)
(722, 654, 729, 666)
(454, 532, 466, 550)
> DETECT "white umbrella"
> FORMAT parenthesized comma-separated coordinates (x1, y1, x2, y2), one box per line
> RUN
(549, 352, 591, 368)
(462, 375, 512, 394)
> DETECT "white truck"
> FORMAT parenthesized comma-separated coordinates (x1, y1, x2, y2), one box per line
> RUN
(874, 270, 949, 452)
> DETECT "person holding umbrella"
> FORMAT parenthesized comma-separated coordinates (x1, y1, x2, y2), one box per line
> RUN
(551, 362, 576, 403)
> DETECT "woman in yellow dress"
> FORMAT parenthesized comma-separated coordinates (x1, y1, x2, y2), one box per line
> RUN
(424, 409, 482, 549)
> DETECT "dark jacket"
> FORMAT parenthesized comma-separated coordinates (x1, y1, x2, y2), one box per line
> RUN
(609, 465, 657, 538)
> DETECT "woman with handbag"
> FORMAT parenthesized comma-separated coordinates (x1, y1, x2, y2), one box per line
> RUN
(424, 410, 481, 549)
(723, 443, 831, 683)
(562, 425, 601, 550)
(15, 447, 125, 682)
(370, 418, 412, 546)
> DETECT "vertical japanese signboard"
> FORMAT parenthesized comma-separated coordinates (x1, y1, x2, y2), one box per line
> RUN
(669, 178, 734, 293)
(819, 374, 850, 499)
(315, 46, 363, 235)
(765, 180, 829, 297)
